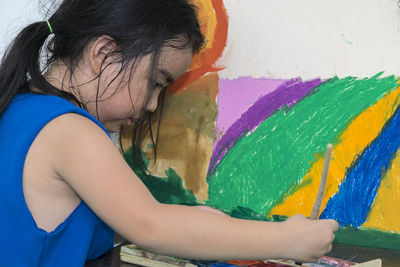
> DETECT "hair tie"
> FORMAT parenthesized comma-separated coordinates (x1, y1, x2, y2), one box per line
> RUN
(46, 20, 53, 34)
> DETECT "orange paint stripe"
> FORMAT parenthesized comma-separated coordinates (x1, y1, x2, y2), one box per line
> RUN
(169, 0, 228, 94)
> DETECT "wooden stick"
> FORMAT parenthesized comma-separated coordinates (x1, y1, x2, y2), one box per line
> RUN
(309, 143, 333, 219)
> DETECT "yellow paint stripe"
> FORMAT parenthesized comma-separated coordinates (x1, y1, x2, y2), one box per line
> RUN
(364, 79, 400, 231)
(269, 85, 400, 218)
(189, 0, 217, 69)
(195, 0, 217, 45)
(363, 150, 400, 232)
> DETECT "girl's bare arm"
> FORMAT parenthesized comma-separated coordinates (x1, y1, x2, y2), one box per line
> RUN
(41, 113, 337, 262)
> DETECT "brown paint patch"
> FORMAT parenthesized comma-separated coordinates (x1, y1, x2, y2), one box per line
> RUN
(122, 73, 219, 202)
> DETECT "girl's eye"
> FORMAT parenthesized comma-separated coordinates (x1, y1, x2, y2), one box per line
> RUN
(152, 81, 164, 89)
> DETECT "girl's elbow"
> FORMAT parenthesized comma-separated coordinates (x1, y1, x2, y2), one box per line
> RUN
(123, 205, 166, 250)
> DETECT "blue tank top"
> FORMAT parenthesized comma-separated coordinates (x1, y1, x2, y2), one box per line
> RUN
(0, 93, 114, 266)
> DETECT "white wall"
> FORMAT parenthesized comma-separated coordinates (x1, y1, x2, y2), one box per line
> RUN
(218, 0, 400, 79)
(0, 0, 42, 56)
(1, 0, 400, 79)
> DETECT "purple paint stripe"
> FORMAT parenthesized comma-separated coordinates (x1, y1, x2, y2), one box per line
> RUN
(216, 77, 287, 138)
(208, 78, 322, 177)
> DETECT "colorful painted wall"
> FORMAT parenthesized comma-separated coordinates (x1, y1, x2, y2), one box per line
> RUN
(122, 0, 400, 250)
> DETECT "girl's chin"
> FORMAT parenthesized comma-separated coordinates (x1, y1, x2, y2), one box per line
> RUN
(103, 122, 123, 133)
(103, 118, 134, 133)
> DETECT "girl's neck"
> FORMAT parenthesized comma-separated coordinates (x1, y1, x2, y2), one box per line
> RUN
(43, 61, 95, 106)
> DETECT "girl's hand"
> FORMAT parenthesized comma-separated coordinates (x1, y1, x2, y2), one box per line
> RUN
(281, 214, 338, 263)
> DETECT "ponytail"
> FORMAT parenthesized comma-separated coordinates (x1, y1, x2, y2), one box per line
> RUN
(0, 20, 77, 117)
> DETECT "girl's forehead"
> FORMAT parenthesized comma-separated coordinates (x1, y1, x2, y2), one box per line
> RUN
(159, 47, 193, 64)
(158, 48, 192, 79)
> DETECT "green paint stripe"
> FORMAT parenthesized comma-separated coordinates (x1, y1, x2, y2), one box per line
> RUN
(210, 205, 400, 250)
(335, 227, 400, 250)
(208, 75, 399, 214)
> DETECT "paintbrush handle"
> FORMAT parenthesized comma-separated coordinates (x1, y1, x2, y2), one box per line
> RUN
(309, 143, 333, 219)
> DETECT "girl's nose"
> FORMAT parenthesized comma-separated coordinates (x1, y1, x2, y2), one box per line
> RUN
(147, 97, 158, 113)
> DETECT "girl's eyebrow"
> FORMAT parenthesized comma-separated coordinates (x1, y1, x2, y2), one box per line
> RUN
(159, 69, 174, 84)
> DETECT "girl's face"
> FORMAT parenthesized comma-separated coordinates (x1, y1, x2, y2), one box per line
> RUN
(89, 46, 193, 132)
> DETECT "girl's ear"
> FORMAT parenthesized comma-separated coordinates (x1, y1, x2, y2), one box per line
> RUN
(88, 35, 118, 76)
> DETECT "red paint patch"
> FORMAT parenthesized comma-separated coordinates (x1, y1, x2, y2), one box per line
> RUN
(168, 0, 228, 94)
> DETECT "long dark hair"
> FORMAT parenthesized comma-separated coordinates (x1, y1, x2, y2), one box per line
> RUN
(0, 0, 204, 172)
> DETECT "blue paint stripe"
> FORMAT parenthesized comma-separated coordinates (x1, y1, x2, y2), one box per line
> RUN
(320, 104, 400, 227)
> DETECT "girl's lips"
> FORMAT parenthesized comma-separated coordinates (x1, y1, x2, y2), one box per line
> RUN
(124, 118, 133, 127)
(124, 117, 137, 127)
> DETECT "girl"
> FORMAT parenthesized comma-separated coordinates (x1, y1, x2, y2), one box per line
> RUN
(0, 0, 338, 266)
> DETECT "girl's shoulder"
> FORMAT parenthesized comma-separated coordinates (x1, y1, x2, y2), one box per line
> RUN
(12, 93, 80, 113)
(8, 93, 81, 121)
(5, 93, 109, 137)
